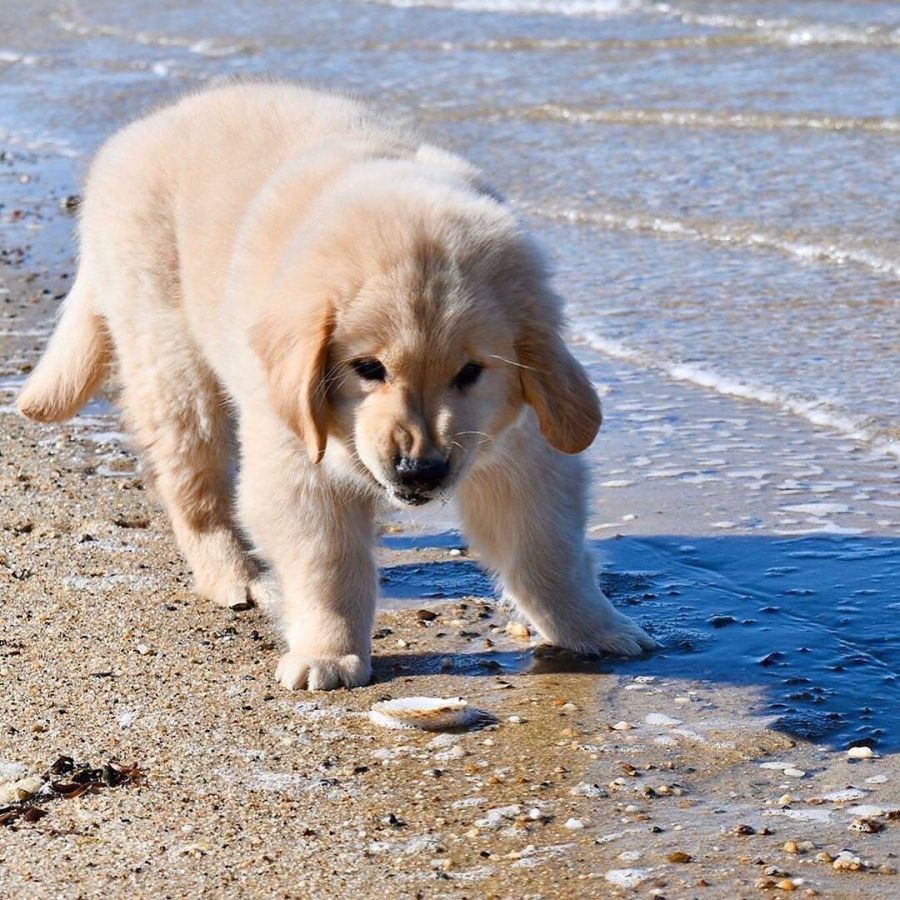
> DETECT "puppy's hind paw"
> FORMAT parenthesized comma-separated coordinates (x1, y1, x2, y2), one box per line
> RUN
(203, 576, 278, 612)
(275, 651, 372, 691)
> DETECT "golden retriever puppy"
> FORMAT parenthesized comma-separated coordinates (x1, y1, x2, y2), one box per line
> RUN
(19, 83, 655, 690)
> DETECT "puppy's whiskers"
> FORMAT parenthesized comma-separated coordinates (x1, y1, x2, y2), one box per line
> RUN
(488, 353, 538, 372)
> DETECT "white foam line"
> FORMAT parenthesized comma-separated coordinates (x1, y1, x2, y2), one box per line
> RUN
(652, 2, 900, 48)
(581, 331, 900, 460)
(51, 13, 255, 58)
(359, 0, 900, 47)
(396, 29, 900, 52)
(357, 0, 640, 16)
(521, 104, 900, 134)
(534, 206, 900, 281)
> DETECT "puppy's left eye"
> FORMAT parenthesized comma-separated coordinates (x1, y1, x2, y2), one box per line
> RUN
(352, 358, 387, 382)
(453, 362, 483, 390)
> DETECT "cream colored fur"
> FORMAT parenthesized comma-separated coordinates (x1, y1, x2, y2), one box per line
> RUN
(18, 83, 654, 690)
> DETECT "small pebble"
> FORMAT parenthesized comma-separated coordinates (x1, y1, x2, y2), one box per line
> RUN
(611, 721, 633, 731)
(777, 879, 798, 892)
(505, 621, 530, 639)
(507, 715, 524, 725)
(848, 746, 875, 760)
(832, 851, 864, 871)
(563, 818, 585, 830)
(667, 851, 692, 863)
(849, 817, 884, 833)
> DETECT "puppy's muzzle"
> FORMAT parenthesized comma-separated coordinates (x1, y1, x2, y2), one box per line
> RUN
(392, 455, 449, 503)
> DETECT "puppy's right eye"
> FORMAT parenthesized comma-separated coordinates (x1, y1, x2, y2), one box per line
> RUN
(351, 358, 387, 382)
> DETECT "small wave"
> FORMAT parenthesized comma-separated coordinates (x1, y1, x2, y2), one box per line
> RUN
(580, 332, 900, 460)
(51, 13, 257, 58)
(0, 126, 81, 159)
(517, 104, 900, 135)
(358, 0, 900, 46)
(532, 206, 900, 281)
(382, 28, 900, 52)
(0, 49, 43, 66)
(652, 2, 900, 48)
(357, 0, 640, 15)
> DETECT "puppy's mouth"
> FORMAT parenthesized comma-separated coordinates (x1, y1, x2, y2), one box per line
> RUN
(389, 489, 433, 507)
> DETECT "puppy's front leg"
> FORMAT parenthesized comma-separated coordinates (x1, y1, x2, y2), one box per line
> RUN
(458, 423, 655, 657)
(239, 421, 377, 690)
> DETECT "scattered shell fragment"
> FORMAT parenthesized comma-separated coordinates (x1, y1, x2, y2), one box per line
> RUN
(369, 696, 479, 731)
(0, 775, 43, 804)
(604, 869, 650, 889)
(850, 817, 884, 833)
(818, 787, 868, 803)
(611, 720, 634, 731)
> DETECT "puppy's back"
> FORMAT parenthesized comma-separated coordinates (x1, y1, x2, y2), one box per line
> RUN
(80, 84, 411, 313)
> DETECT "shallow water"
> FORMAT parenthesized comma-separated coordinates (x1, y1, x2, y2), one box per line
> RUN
(381, 529, 900, 750)
(1, 0, 899, 749)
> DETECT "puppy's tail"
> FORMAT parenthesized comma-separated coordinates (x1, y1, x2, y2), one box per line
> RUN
(18, 276, 112, 422)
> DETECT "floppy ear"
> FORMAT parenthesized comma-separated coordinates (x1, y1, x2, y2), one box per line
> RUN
(515, 323, 602, 454)
(251, 303, 335, 463)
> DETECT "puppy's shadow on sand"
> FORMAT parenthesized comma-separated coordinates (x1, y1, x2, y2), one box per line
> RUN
(378, 531, 900, 752)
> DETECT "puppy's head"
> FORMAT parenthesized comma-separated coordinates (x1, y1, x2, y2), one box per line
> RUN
(252, 174, 600, 506)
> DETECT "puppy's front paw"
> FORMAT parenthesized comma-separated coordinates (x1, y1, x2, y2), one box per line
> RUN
(588, 612, 657, 657)
(275, 651, 371, 691)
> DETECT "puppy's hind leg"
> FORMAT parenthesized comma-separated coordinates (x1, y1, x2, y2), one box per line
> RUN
(110, 306, 267, 611)
(457, 423, 656, 657)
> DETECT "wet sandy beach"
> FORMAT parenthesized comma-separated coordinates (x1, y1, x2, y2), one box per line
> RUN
(3, 0, 900, 896)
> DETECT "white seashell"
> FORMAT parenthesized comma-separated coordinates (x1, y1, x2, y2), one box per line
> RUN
(369, 696, 479, 731)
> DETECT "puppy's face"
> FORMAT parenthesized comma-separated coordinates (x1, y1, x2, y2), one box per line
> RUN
(328, 272, 523, 505)
(253, 195, 601, 506)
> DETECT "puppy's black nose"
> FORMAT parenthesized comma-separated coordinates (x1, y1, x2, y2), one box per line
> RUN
(394, 456, 449, 493)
